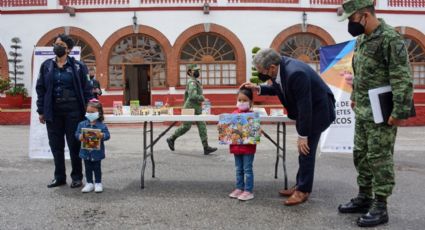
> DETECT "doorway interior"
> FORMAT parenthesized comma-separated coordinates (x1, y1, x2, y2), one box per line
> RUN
(124, 64, 151, 106)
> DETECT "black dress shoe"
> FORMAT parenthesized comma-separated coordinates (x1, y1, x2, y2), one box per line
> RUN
(70, 180, 83, 188)
(47, 179, 66, 188)
(338, 194, 372, 213)
(357, 200, 389, 227)
(166, 137, 175, 151)
(204, 146, 217, 155)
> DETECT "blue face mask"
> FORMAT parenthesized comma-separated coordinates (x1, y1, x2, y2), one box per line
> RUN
(85, 112, 99, 122)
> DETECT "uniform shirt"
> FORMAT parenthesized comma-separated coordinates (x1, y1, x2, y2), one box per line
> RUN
(352, 19, 413, 121)
(53, 58, 76, 99)
(183, 77, 204, 109)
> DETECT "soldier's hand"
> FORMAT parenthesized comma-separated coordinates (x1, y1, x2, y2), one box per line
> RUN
(39, 114, 45, 124)
(350, 101, 356, 110)
(388, 116, 402, 126)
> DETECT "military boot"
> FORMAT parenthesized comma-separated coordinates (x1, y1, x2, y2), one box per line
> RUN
(204, 146, 217, 155)
(166, 137, 175, 151)
(357, 199, 388, 227)
(338, 193, 373, 214)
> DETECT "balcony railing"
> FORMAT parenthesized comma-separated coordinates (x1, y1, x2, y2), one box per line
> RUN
(59, 0, 130, 6)
(310, 0, 342, 5)
(1, 0, 425, 10)
(227, 0, 298, 3)
(388, 0, 425, 7)
(141, 0, 216, 3)
(0, 0, 47, 7)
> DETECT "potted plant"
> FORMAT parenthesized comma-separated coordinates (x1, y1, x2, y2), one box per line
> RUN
(5, 85, 27, 108)
(6, 37, 26, 108)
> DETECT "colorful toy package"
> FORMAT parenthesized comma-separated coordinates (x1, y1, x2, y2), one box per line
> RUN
(113, 101, 123, 116)
(130, 100, 140, 115)
(81, 128, 102, 150)
(217, 112, 261, 145)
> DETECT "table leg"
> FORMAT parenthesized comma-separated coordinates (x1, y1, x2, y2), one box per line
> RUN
(141, 121, 148, 189)
(150, 121, 155, 178)
(274, 123, 280, 179)
(281, 122, 288, 190)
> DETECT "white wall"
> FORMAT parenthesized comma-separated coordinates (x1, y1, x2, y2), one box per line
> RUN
(1, 10, 424, 94)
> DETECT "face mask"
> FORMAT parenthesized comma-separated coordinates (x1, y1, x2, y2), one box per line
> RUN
(348, 15, 365, 37)
(85, 112, 99, 122)
(53, 45, 66, 58)
(237, 101, 250, 111)
(193, 70, 200, 78)
(258, 73, 271, 82)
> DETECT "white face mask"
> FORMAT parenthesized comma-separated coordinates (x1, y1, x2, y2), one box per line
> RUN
(85, 112, 99, 122)
(236, 102, 250, 111)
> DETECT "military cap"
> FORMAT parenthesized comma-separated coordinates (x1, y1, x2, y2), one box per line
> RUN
(187, 64, 200, 71)
(339, 0, 374, 22)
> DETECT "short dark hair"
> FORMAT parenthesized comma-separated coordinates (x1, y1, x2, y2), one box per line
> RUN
(87, 100, 104, 122)
(54, 34, 75, 50)
(359, 6, 375, 16)
(238, 87, 253, 101)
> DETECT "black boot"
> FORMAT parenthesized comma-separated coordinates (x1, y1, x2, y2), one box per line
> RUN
(357, 199, 388, 227)
(338, 193, 373, 214)
(166, 137, 175, 151)
(203, 146, 217, 155)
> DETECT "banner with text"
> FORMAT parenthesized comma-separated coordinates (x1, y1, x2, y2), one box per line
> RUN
(319, 40, 356, 153)
(29, 47, 81, 159)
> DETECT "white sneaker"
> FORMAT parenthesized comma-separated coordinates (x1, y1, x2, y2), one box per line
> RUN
(94, 183, 103, 193)
(238, 191, 254, 201)
(81, 183, 94, 193)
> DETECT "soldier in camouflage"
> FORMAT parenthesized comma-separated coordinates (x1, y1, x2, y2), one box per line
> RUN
(337, 0, 415, 227)
(166, 64, 217, 155)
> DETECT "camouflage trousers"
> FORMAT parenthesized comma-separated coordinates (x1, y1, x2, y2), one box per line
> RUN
(353, 119, 397, 198)
(170, 106, 208, 148)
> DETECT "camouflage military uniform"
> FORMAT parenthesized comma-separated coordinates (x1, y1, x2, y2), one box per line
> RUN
(169, 68, 209, 148)
(351, 19, 414, 198)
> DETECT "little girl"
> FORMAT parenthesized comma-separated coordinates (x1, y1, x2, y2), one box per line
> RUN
(228, 87, 257, 201)
(75, 99, 110, 193)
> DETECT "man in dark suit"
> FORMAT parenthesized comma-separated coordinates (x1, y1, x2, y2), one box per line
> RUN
(242, 48, 336, 206)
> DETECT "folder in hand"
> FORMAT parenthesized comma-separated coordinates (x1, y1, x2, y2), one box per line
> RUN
(369, 86, 416, 124)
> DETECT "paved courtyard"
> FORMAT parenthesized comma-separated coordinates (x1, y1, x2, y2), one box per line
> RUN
(0, 124, 424, 229)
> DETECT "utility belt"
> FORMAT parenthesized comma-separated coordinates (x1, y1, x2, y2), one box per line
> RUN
(54, 97, 78, 104)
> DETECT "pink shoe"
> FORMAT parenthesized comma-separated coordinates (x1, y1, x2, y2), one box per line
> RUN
(229, 189, 243, 198)
(238, 191, 254, 201)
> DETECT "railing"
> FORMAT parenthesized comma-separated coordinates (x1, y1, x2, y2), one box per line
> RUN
(227, 0, 299, 3)
(59, 0, 130, 5)
(140, 0, 216, 3)
(388, 0, 425, 7)
(310, 0, 342, 5)
(0, 0, 47, 7)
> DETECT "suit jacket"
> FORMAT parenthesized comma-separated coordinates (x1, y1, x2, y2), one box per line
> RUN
(260, 57, 336, 137)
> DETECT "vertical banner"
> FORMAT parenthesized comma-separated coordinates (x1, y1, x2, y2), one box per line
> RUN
(29, 47, 81, 159)
(319, 40, 356, 153)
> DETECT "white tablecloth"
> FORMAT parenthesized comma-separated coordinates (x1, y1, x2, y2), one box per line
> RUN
(104, 114, 292, 123)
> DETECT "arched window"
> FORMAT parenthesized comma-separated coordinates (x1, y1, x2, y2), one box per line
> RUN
(179, 33, 237, 86)
(279, 34, 323, 73)
(48, 36, 96, 71)
(108, 34, 166, 89)
(404, 37, 425, 87)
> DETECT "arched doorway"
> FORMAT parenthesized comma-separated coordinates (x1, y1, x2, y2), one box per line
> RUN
(36, 27, 101, 81)
(45, 36, 97, 71)
(0, 43, 8, 79)
(173, 23, 246, 87)
(108, 34, 167, 105)
(179, 33, 237, 86)
(396, 27, 425, 88)
(271, 24, 335, 73)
